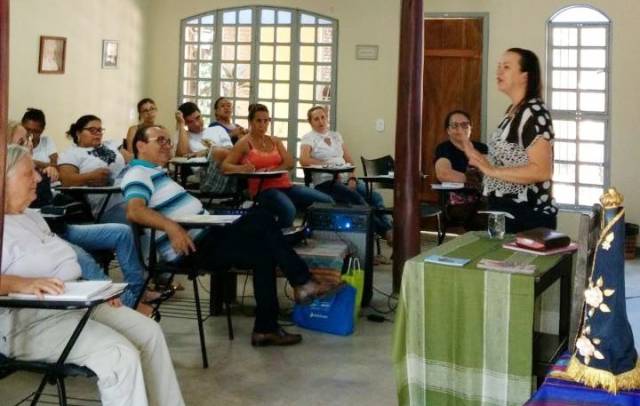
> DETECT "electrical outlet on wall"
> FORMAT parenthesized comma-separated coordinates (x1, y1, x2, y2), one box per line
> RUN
(375, 118, 385, 132)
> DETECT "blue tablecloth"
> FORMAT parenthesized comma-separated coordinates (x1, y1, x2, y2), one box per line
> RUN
(526, 353, 640, 405)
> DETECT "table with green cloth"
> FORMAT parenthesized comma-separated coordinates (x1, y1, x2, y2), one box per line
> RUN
(393, 232, 572, 406)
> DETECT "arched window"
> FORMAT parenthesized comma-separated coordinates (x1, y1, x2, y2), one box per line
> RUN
(179, 7, 338, 171)
(547, 5, 610, 208)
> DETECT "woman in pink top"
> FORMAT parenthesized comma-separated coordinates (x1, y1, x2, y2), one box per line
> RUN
(223, 104, 334, 228)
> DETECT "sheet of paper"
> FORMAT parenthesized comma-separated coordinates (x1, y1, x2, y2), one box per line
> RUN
(170, 214, 241, 224)
(8, 281, 126, 301)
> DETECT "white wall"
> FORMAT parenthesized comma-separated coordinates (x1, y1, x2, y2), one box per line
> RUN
(145, 0, 401, 170)
(424, 0, 640, 232)
(9, 0, 150, 150)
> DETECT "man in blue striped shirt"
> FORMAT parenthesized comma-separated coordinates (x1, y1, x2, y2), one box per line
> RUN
(122, 125, 341, 346)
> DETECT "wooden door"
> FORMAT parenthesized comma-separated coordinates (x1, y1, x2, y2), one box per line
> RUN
(421, 18, 483, 202)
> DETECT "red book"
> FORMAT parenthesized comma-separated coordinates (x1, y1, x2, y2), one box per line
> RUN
(515, 227, 571, 251)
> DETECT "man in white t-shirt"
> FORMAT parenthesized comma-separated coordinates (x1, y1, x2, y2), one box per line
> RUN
(175, 102, 233, 163)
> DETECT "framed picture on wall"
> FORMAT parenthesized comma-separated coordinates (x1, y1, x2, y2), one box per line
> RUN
(102, 40, 119, 69)
(38, 36, 66, 74)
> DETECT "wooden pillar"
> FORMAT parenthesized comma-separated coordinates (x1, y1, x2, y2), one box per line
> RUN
(0, 0, 8, 268)
(393, 0, 423, 292)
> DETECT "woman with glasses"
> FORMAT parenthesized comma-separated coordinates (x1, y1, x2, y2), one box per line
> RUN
(434, 110, 488, 230)
(58, 114, 130, 223)
(223, 103, 334, 228)
(8, 120, 59, 208)
(125, 98, 158, 154)
(1, 144, 185, 406)
(435, 110, 487, 183)
(464, 48, 558, 232)
(299, 106, 393, 244)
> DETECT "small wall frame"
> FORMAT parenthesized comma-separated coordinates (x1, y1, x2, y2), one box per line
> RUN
(38, 36, 66, 74)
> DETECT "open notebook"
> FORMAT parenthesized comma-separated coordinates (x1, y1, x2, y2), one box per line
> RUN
(170, 214, 241, 224)
(8, 281, 127, 301)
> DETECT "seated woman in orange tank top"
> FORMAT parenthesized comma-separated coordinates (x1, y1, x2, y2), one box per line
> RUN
(223, 103, 334, 228)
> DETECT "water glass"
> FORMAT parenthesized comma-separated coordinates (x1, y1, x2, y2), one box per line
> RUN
(487, 213, 505, 239)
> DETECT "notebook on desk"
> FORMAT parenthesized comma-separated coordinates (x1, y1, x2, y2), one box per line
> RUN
(170, 157, 208, 163)
(8, 281, 126, 301)
(170, 214, 241, 224)
(431, 182, 464, 190)
(424, 255, 470, 267)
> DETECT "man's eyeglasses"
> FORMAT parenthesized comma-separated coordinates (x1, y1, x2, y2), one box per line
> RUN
(148, 137, 172, 147)
(83, 127, 106, 135)
(448, 122, 471, 130)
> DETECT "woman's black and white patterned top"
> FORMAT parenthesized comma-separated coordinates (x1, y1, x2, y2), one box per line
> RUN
(484, 98, 558, 216)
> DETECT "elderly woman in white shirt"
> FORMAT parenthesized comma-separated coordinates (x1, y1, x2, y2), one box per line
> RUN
(1, 144, 184, 406)
(299, 106, 392, 243)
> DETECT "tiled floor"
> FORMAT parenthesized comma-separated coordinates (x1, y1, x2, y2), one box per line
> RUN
(3, 240, 640, 405)
(1, 241, 401, 406)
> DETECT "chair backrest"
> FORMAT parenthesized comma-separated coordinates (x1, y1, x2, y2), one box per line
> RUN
(302, 167, 313, 187)
(361, 155, 394, 190)
(569, 204, 601, 351)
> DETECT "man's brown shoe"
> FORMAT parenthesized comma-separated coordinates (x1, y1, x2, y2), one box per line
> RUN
(251, 328, 302, 347)
(294, 280, 346, 305)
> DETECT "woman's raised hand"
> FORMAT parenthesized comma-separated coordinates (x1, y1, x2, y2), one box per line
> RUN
(42, 166, 59, 182)
(175, 111, 185, 128)
(466, 148, 493, 175)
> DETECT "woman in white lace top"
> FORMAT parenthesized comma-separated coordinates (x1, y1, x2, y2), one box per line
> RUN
(464, 48, 558, 232)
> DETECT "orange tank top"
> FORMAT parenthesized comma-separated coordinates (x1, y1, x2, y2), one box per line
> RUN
(243, 139, 291, 196)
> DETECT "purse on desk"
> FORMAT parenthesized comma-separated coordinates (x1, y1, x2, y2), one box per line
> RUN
(516, 227, 570, 251)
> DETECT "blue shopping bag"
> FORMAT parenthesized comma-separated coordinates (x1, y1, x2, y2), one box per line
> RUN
(292, 285, 356, 336)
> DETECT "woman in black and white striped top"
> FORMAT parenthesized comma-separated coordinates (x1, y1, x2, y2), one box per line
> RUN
(464, 48, 558, 233)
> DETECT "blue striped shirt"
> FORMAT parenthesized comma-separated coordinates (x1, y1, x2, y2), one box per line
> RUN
(121, 159, 205, 262)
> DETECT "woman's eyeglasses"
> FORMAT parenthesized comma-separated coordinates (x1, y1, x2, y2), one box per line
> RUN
(140, 107, 157, 114)
(448, 122, 471, 130)
(83, 127, 106, 135)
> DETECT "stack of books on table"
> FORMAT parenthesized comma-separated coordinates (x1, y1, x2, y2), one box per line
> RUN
(502, 227, 578, 256)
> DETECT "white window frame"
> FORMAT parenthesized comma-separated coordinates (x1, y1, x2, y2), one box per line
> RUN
(178, 7, 339, 177)
(546, 5, 611, 210)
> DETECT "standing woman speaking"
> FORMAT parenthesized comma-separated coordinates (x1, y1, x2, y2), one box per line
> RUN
(465, 48, 558, 233)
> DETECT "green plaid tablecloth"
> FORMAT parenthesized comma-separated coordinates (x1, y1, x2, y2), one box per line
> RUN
(392, 232, 567, 406)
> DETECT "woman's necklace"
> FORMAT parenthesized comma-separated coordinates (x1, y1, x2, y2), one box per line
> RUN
(252, 134, 269, 150)
(322, 134, 332, 146)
